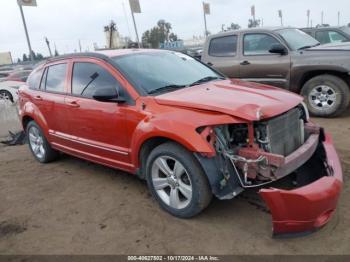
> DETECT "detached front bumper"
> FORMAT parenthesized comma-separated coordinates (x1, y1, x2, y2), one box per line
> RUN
(259, 133, 343, 237)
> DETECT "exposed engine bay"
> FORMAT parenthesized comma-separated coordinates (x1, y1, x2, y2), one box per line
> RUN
(208, 104, 323, 188)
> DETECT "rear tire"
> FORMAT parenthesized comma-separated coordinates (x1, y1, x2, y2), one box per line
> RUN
(145, 142, 212, 218)
(26, 121, 59, 163)
(301, 74, 350, 117)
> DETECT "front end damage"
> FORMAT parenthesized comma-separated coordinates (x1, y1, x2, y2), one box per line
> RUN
(196, 105, 343, 236)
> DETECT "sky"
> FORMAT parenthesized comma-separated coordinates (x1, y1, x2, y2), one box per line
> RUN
(0, 0, 350, 61)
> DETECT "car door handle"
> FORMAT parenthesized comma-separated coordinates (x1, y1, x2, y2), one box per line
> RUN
(33, 95, 43, 101)
(240, 60, 251, 66)
(67, 101, 80, 108)
(207, 62, 213, 66)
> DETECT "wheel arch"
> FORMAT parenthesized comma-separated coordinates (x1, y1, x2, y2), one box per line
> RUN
(20, 102, 49, 136)
(22, 115, 34, 131)
(136, 135, 210, 179)
(297, 70, 350, 93)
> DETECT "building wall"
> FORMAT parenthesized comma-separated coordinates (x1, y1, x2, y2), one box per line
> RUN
(0, 52, 13, 65)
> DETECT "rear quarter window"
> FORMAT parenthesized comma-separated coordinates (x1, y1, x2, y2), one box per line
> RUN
(27, 69, 43, 90)
(209, 35, 237, 57)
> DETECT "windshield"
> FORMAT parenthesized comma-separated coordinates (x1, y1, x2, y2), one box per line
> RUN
(276, 28, 320, 50)
(112, 51, 222, 95)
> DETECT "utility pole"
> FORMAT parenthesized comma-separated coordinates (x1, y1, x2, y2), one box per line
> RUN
(307, 10, 310, 27)
(122, 1, 132, 39)
(278, 10, 283, 26)
(45, 37, 53, 57)
(338, 11, 340, 26)
(321, 11, 324, 25)
(251, 5, 256, 25)
(130, 11, 140, 47)
(129, 0, 141, 48)
(203, 2, 210, 37)
(78, 39, 82, 52)
(54, 42, 58, 56)
(18, 2, 34, 61)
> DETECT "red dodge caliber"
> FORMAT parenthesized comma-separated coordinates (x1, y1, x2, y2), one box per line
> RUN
(18, 49, 343, 237)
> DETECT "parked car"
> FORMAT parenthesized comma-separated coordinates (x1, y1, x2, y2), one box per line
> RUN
(201, 27, 350, 117)
(0, 70, 31, 102)
(182, 47, 203, 60)
(0, 72, 10, 82)
(301, 26, 350, 44)
(19, 50, 342, 236)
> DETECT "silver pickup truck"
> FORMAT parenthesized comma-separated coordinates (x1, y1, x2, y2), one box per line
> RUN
(201, 27, 350, 117)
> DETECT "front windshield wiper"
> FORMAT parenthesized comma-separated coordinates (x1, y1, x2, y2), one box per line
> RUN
(298, 43, 321, 50)
(148, 84, 186, 95)
(189, 76, 225, 87)
(147, 76, 225, 94)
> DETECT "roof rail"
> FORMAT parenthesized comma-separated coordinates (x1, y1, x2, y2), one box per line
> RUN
(46, 52, 109, 63)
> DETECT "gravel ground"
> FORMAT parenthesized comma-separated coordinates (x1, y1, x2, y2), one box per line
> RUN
(0, 105, 349, 255)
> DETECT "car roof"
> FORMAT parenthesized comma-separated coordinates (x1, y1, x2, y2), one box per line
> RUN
(207, 26, 294, 38)
(301, 26, 347, 31)
(45, 48, 165, 64)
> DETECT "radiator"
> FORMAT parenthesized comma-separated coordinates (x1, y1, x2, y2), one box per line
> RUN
(261, 108, 303, 156)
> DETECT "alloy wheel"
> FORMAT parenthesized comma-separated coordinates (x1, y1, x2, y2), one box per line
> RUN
(151, 156, 192, 209)
(308, 85, 337, 110)
(28, 126, 46, 159)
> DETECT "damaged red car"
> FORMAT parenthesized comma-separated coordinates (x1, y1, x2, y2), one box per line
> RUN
(18, 49, 343, 237)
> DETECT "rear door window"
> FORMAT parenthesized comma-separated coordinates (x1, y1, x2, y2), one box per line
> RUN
(209, 35, 237, 57)
(71, 62, 121, 98)
(45, 63, 67, 93)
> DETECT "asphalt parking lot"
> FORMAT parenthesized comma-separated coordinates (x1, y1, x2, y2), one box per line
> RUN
(0, 108, 349, 255)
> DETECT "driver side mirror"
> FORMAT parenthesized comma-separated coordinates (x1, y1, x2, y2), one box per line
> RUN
(269, 43, 288, 55)
(92, 87, 126, 103)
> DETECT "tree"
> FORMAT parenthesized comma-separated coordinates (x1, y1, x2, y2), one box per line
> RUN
(248, 19, 260, 28)
(22, 54, 28, 61)
(227, 23, 241, 30)
(223, 23, 241, 31)
(157, 19, 172, 42)
(36, 53, 44, 60)
(30, 50, 37, 60)
(169, 32, 178, 42)
(142, 20, 178, 48)
(348, 22, 350, 27)
(54, 49, 59, 56)
(17, 58, 21, 63)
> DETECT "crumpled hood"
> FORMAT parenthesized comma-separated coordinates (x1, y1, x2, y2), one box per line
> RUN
(155, 79, 303, 121)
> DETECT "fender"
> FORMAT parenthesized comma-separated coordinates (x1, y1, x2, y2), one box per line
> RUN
(20, 101, 49, 137)
(129, 109, 243, 168)
(290, 65, 349, 93)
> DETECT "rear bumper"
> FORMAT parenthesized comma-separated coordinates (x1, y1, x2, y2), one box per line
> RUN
(259, 133, 343, 237)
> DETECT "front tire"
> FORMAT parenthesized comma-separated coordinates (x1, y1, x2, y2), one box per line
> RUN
(145, 142, 212, 218)
(301, 74, 350, 117)
(26, 121, 59, 163)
